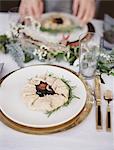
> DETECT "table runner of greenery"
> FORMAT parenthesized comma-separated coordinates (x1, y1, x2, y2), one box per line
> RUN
(0, 34, 114, 76)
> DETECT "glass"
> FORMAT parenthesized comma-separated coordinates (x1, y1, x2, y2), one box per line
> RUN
(8, 7, 20, 26)
(79, 32, 100, 79)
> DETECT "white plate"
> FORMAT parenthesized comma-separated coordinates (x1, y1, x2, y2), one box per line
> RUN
(0, 65, 87, 128)
(39, 12, 88, 42)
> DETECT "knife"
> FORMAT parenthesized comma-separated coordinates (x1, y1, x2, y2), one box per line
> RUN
(0, 63, 4, 74)
(94, 76, 103, 130)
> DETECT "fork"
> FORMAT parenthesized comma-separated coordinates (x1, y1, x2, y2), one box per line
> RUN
(104, 90, 113, 132)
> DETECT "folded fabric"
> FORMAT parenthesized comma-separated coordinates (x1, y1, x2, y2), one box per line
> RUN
(103, 14, 114, 50)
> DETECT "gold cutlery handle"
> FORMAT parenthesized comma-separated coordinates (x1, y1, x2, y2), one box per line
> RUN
(96, 105, 102, 129)
(106, 105, 111, 132)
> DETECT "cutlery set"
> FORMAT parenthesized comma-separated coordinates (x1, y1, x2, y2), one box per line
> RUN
(94, 76, 113, 132)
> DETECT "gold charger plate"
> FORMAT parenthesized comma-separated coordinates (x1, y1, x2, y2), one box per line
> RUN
(0, 65, 94, 134)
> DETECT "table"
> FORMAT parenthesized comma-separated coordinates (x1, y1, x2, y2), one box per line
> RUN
(0, 13, 114, 150)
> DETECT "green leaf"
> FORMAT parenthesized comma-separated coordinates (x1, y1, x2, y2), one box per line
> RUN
(110, 72, 114, 76)
(0, 34, 10, 53)
(0, 35, 9, 44)
(55, 52, 65, 60)
(40, 25, 80, 34)
(0, 44, 5, 53)
(97, 60, 112, 74)
(24, 53, 34, 63)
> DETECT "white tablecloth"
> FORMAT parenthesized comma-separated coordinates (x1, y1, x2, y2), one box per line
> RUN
(0, 13, 114, 150)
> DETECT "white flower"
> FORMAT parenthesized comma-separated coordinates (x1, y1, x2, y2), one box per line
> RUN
(100, 53, 111, 61)
(40, 45, 49, 51)
(42, 51, 47, 57)
(33, 47, 47, 60)
(33, 49, 38, 56)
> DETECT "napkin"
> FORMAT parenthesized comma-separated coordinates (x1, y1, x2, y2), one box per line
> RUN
(101, 14, 114, 50)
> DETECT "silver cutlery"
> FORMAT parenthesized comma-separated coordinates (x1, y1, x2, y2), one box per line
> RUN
(104, 90, 113, 132)
(0, 63, 4, 74)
